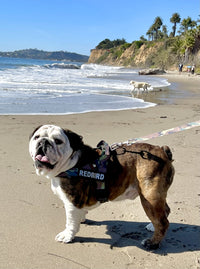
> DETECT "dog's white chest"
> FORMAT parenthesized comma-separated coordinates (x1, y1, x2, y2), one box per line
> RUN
(51, 178, 67, 202)
(51, 178, 60, 194)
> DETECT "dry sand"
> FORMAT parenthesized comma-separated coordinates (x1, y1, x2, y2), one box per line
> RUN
(0, 72, 200, 269)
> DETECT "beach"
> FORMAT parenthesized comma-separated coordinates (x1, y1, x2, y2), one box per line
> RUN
(0, 72, 200, 269)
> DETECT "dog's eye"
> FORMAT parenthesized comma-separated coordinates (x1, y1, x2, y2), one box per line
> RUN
(55, 138, 63, 145)
(34, 135, 40, 140)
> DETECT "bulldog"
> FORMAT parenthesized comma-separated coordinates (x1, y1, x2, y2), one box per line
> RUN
(29, 124, 174, 250)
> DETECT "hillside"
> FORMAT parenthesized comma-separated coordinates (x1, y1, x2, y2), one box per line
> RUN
(0, 49, 89, 62)
(88, 42, 164, 67)
(88, 27, 200, 71)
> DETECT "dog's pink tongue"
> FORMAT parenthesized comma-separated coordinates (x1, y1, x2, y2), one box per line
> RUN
(35, 154, 50, 163)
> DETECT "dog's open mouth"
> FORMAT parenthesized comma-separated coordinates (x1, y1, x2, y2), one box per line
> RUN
(35, 148, 55, 169)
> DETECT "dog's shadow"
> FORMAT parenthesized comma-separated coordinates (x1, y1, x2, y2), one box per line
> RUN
(75, 219, 200, 254)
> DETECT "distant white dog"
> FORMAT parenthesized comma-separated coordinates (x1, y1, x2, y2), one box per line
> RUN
(130, 80, 151, 92)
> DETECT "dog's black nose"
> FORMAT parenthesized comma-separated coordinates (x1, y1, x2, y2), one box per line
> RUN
(38, 138, 52, 153)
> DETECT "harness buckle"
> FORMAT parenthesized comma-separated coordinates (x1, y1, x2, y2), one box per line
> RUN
(140, 150, 150, 159)
(110, 142, 122, 151)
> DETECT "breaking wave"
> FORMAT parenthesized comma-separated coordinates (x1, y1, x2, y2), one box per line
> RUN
(43, 63, 80, 69)
(0, 58, 171, 114)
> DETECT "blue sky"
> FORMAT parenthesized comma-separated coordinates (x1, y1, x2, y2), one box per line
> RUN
(0, 0, 199, 56)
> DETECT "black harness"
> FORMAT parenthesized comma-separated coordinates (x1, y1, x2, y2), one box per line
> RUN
(56, 141, 164, 203)
(57, 141, 111, 203)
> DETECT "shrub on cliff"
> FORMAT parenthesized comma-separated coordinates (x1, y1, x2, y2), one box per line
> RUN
(133, 41, 144, 49)
(96, 38, 126, 49)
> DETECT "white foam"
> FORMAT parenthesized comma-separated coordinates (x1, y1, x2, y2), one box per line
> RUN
(0, 62, 170, 114)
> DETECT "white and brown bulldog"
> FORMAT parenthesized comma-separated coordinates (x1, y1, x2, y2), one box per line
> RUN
(29, 124, 174, 250)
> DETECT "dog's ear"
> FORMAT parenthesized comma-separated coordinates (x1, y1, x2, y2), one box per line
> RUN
(63, 129, 83, 151)
(29, 125, 42, 141)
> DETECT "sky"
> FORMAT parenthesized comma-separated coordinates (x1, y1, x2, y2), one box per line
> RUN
(0, 0, 199, 56)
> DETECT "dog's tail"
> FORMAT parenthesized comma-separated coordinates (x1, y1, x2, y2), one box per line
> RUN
(162, 145, 174, 187)
(162, 145, 173, 161)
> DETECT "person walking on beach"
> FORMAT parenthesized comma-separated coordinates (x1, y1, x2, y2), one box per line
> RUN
(178, 63, 183, 73)
(191, 64, 195, 74)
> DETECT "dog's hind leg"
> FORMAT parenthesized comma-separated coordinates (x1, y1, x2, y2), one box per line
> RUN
(145, 202, 171, 232)
(139, 194, 170, 250)
(165, 202, 170, 217)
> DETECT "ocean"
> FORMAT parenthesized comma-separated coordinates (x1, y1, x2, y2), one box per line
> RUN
(0, 57, 171, 114)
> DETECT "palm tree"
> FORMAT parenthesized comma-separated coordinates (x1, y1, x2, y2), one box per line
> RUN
(140, 35, 147, 42)
(153, 16, 163, 40)
(180, 17, 197, 33)
(146, 26, 154, 41)
(162, 25, 168, 38)
(170, 13, 181, 37)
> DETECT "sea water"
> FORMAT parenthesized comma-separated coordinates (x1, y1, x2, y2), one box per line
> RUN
(0, 57, 170, 114)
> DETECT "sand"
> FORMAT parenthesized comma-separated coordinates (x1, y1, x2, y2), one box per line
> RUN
(0, 72, 200, 269)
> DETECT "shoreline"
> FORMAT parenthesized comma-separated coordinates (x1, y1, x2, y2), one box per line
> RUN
(139, 70, 200, 106)
(1, 71, 200, 116)
(0, 73, 200, 269)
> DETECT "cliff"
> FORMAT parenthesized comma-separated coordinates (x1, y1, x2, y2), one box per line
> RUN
(88, 38, 200, 70)
(88, 42, 166, 67)
(88, 49, 107, 63)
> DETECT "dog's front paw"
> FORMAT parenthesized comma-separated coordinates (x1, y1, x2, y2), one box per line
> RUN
(55, 229, 74, 243)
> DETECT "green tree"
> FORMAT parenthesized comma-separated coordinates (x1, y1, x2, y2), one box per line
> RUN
(146, 26, 154, 41)
(184, 28, 197, 51)
(96, 39, 112, 49)
(147, 24, 157, 41)
(112, 38, 126, 47)
(170, 37, 184, 56)
(170, 13, 181, 37)
(140, 35, 147, 41)
(162, 25, 168, 38)
(180, 17, 197, 33)
(153, 16, 163, 40)
(96, 38, 126, 49)
(147, 17, 163, 40)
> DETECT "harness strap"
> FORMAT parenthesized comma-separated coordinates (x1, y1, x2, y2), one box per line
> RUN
(115, 147, 165, 164)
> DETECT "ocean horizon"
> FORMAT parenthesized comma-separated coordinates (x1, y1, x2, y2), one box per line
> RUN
(0, 57, 171, 115)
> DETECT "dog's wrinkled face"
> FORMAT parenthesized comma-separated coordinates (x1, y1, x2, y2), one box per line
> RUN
(29, 125, 83, 178)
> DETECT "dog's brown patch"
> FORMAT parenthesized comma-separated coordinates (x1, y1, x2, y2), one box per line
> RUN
(59, 139, 174, 249)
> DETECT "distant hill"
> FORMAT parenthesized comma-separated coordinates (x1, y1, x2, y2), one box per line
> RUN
(0, 49, 89, 62)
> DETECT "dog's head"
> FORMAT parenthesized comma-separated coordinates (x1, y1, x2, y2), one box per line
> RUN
(129, 80, 135, 85)
(29, 125, 83, 178)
